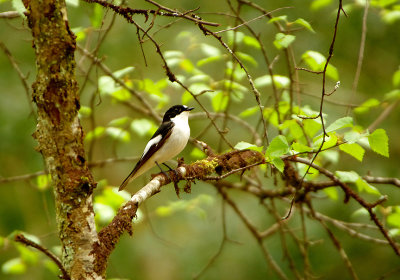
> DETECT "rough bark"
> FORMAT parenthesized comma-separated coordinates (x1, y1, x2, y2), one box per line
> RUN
(23, 0, 100, 279)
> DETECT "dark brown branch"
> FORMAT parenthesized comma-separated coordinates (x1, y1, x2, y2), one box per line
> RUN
(83, 0, 219, 26)
(289, 157, 400, 256)
(15, 234, 70, 280)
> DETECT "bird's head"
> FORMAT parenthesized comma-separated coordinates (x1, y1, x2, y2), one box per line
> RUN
(163, 105, 194, 122)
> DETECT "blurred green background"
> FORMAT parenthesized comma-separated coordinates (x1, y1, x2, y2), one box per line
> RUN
(1, 0, 400, 279)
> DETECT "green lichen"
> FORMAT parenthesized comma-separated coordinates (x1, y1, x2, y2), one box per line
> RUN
(195, 157, 219, 174)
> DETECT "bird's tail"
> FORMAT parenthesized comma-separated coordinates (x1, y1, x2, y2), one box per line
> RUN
(119, 169, 137, 191)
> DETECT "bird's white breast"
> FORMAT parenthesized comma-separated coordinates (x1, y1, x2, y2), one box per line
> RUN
(153, 111, 191, 163)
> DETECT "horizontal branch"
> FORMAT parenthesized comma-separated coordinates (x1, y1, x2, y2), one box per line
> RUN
(83, 0, 219, 26)
(0, 11, 20, 18)
(92, 149, 264, 275)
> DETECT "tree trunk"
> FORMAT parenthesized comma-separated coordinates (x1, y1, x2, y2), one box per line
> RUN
(23, 0, 101, 278)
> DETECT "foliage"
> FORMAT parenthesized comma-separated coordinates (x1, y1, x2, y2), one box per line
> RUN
(1, 0, 400, 279)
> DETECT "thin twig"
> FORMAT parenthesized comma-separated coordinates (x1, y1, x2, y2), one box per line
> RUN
(14, 234, 70, 280)
(347, 0, 369, 115)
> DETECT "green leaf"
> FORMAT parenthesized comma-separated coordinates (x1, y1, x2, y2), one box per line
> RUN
(354, 98, 380, 114)
(266, 135, 290, 158)
(98, 67, 134, 97)
(105, 127, 130, 142)
(273, 76, 291, 88)
(239, 106, 259, 118)
(243, 35, 261, 49)
(236, 52, 258, 66)
(156, 205, 173, 217)
(90, 4, 104, 28)
(254, 75, 290, 89)
(164, 50, 184, 59)
(190, 147, 206, 159)
(182, 91, 194, 104)
(114, 66, 135, 78)
(384, 89, 400, 101)
(303, 118, 322, 138)
(200, 43, 221, 57)
(192, 82, 213, 93)
(302, 50, 339, 80)
(36, 174, 51, 191)
(108, 117, 131, 127)
(16, 243, 39, 265)
(225, 64, 246, 81)
(382, 10, 400, 24)
(95, 187, 129, 210)
(272, 157, 285, 172)
(339, 143, 365, 162)
(335, 170, 359, 183)
(280, 120, 304, 140)
(311, 0, 333, 10)
(344, 130, 368, 144)
(71, 27, 85, 41)
(226, 30, 245, 46)
(273, 33, 296, 50)
(368, 128, 389, 157)
(324, 187, 338, 200)
(234, 141, 263, 152)
(313, 133, 337, 150)
(387, 212, 400, 228)
(326, 117, 353, 132)
(44, 260, 60, 275)
(78, 106, 92, 117)
(85, 126, 106, 141)
(268, 15, 288, 24)
(355, 178, 381, 196)
(2, 258, 26, 275)
(292, 142, 313, 153)
(131, 119, 157, 137)
(211, 91, 229, 112)
(393, 68, 400, 87)
(352, 207, 369, 218)
(188, 74, 210, 84)
(94, 203, 115, 225)
(141, 78, 167, 98)
(112, 88, 131, 101)
(179, 59, 195, 73)
(321, 150, 339, 164)
(292, 18, 315, 33)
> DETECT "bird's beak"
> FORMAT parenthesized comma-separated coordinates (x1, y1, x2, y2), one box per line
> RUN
(187, 107, 195, 111)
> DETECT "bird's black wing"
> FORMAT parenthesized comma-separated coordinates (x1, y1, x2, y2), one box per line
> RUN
(119, 121, 174, 190)
(138, 120, 174, 163)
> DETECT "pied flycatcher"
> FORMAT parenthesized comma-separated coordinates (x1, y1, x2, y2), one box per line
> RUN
(119, 105, 194, 191)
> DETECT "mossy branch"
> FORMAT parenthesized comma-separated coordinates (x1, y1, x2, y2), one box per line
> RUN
(92, 149, 265, 274)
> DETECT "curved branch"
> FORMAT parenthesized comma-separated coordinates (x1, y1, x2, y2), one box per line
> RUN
(15, 234, 70, 280)
(92, 149, 265, 274)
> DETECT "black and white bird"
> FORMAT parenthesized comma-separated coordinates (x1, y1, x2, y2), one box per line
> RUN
(119, 105, 194, 191)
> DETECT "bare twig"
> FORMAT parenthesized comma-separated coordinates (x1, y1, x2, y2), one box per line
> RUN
(347, 0, 369, 115)
(290, 156, 400, 256)
(0, 41, 35, 116)
(307, 203, 359, 280)
(15, 234, 70, 280)
(0, 11, 20, 18)
(367, 99, 400, 132)
(217, 187, 289, 280)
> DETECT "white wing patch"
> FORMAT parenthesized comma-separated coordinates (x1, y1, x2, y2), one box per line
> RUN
(141, 134, 162, 159)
